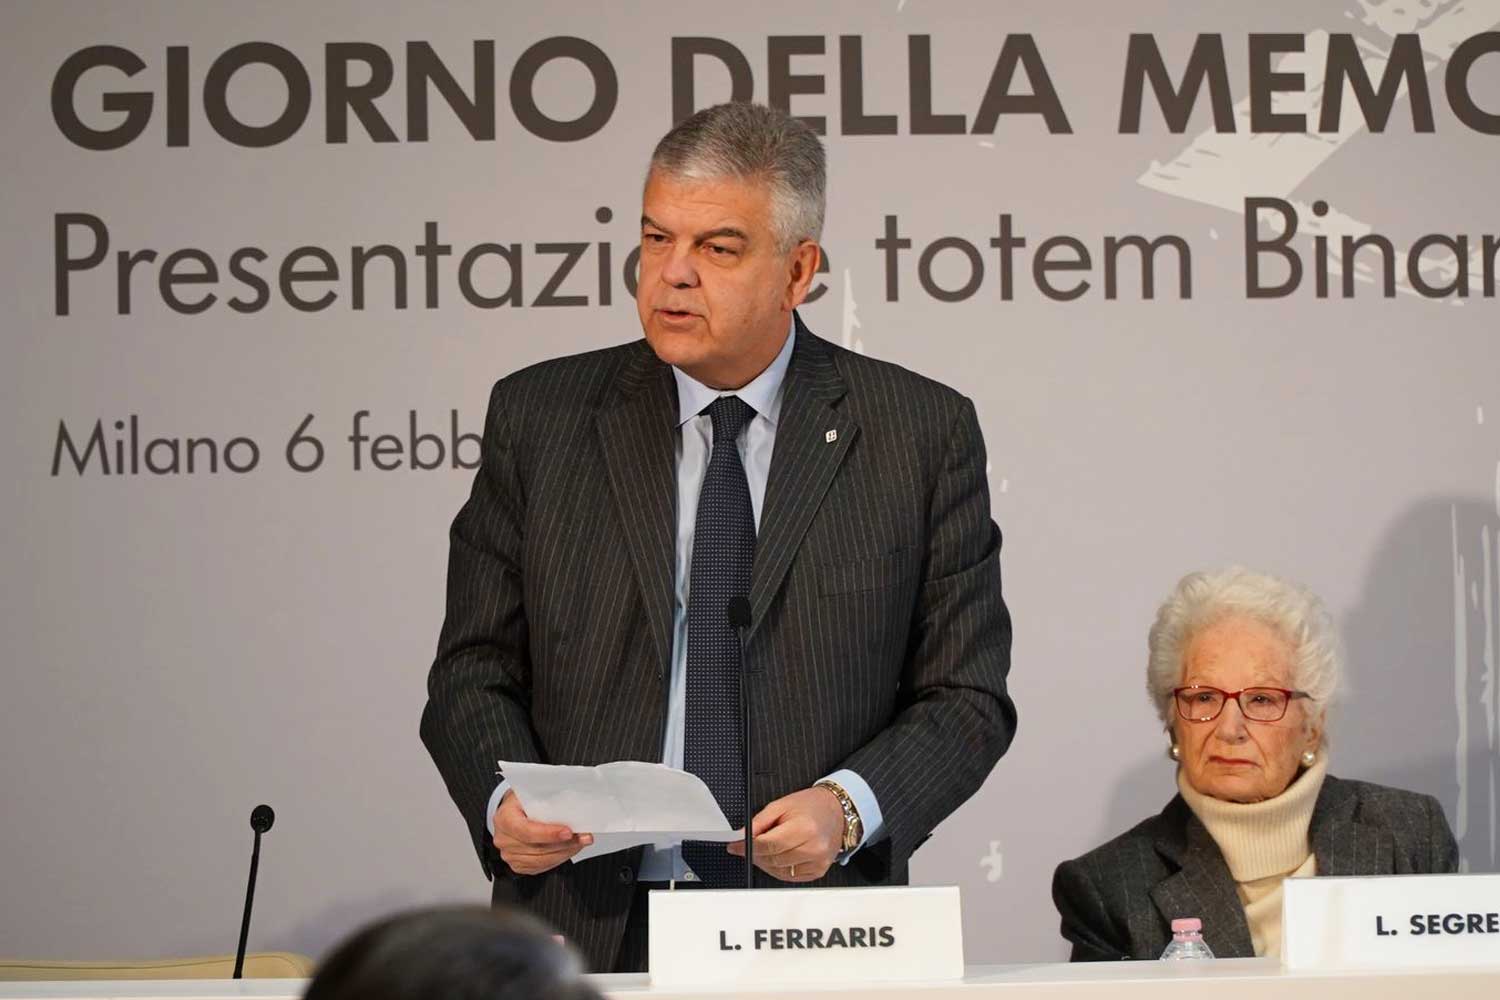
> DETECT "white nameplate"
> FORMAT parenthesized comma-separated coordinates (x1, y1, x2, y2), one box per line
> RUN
(648, 885, 963, 987)
(1283, 873, 1500, 970)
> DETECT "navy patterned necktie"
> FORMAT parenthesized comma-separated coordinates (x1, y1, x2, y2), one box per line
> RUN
(682, 395, 757, 887)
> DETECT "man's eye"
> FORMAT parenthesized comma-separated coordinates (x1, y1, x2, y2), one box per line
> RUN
(706, 244, 735, 256)
(643, 232, 667, 243)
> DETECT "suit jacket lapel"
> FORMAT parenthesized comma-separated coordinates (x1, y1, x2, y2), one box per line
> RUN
(1151, 799, 1257, 958)
(595, 345, 678, 676)
(1310, 776, 1395, 876)
(749, 322, 859, 634)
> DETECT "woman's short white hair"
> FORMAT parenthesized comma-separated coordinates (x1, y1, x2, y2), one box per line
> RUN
(1146, 566, 1342, 733)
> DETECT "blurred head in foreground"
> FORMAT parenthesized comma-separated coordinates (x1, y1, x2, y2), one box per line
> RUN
(303, 906, 602, 1000)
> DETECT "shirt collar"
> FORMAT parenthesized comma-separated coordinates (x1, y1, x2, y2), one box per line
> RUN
(672, 316, 796, 428)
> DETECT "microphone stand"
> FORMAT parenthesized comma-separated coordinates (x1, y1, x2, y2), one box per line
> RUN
(233, 805, 275, 979)
(728, 597, 754, 890)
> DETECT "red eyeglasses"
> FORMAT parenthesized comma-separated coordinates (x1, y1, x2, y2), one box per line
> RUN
(1172, 685, 1309, 723)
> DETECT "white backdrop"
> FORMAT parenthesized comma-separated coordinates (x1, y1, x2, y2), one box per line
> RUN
(3, 0, 1498, 965)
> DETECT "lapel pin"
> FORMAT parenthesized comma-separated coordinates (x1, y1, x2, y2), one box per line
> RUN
(825, 429, 838, 443)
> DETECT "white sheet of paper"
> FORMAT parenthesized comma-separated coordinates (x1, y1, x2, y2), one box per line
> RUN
(498, 760, 739, 862)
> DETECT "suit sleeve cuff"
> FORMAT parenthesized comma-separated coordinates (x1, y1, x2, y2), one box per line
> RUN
(485, 779, 509, 836)
(822, 768, 884, 864)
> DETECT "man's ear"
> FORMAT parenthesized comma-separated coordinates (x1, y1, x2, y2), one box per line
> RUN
(784, 241, 821, 309)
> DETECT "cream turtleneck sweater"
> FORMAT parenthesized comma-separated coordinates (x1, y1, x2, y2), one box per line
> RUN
(1177, 756, 1327, 958)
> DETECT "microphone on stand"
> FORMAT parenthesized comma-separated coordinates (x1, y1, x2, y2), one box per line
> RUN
(726, 596, 754, 890)
(232, 804, 275, 979)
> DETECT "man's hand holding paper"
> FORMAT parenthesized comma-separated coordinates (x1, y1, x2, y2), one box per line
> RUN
(491, 789, 595, 875)
(497, 761, 740, 867)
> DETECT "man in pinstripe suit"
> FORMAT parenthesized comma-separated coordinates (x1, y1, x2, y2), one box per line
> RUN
(422, 102, 1016, 973)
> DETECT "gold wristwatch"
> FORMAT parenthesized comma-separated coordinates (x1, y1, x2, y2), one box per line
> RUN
(816, 779, 864, 854)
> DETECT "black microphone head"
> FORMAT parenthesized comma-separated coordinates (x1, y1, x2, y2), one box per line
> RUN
(250, 804, 275, 834)
(726, 596, 752, 629)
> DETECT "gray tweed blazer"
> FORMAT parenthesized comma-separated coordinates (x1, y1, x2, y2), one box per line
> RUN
(421, 316, 1016, 972)
(1051, 775, 1459, 961)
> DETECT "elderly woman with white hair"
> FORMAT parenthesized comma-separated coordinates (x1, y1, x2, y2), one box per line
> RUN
(1052, 567, 1458, 961)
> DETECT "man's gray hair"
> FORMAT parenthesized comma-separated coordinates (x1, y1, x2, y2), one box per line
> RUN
(1145, 566, 1342, 734)
(648, 102, 826, 252)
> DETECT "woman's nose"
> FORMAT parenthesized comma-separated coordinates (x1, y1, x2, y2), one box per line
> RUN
(1213, 698, 1249, 739)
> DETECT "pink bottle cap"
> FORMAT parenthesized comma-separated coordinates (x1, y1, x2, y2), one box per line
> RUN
(1171, 918, 1202, 933)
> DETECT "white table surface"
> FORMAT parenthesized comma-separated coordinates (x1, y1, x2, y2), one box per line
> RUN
(2, 959, 1499, 999)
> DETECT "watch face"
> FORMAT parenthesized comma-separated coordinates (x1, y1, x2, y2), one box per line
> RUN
(822, 782, 861, 851)
(843, 809, 861, 851)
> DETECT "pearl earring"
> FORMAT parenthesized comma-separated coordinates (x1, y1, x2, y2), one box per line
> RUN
(1301, 749, 1316, 767)
(1169, 744, 1182, 761)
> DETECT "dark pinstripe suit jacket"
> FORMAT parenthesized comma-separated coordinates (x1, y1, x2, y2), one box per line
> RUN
(421, 318, 1016, 972)
(1051, 775, 1459, 961)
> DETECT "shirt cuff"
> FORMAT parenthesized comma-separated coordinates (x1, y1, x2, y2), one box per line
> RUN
(485, 779, 509, 836)
(821, 768, 884, 864)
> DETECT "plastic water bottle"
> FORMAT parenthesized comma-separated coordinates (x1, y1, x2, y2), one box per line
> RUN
(1159, 918, 1215, 960)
